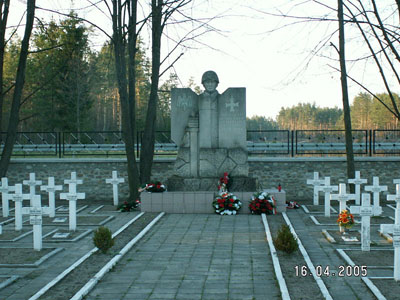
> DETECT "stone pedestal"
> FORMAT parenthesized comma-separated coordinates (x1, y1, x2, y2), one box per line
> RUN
(166, 176, 257, 192)
(173, 148, 249, 178)
(140, 190, 286, 214)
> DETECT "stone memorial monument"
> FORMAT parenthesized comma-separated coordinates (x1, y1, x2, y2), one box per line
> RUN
(167, 71, 255, 191)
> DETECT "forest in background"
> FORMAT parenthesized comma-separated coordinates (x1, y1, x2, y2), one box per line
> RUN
(2, 13, 399, 134)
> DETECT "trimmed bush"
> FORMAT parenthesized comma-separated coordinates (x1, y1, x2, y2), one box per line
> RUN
(93, 226, 114, 253)
(273, 224, 298, 254)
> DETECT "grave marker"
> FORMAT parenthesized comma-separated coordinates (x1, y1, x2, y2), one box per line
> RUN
(380, 184, 400, 281)
(40, 177, 63, 218)
(60, 181, 85, 231)
(307, 172, 324, 205)
(23, 173, 42, 206)
(316, 177, 338, 217)
(0, 177, 15, 217)
(10, 184, 30, 231)
(348, 171, 367, 205)
(21, 195, 51, 251)
(105, 171, 124, 206)
(330, 183, 357, 213)
(364, 176, 387, 216)
(350, 194, 381, 251)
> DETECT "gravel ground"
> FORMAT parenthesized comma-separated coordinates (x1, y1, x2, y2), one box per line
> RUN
(0, 248, 54, 264)
(266, 214, 324, 300)
(38, 212, 159, 300)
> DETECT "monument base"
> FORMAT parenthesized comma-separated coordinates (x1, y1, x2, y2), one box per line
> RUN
(140, 189, 286, 214)
(166, 176, 257, 192)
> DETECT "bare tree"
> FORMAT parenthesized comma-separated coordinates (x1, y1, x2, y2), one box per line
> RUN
(0, 0, 35, 177)
(338, 0, 355, 186)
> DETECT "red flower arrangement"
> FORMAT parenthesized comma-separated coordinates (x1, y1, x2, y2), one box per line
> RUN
(118, 199, 141, 212)
(337, 209, 355, 229)
(218, 172, 232, 193)
(249, 191, 276, 215)
(212, 192, 242, 215)
(138, 181, 166, 193)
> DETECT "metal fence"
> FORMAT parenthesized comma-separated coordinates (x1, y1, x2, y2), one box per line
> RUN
(1, 129, 400, 158)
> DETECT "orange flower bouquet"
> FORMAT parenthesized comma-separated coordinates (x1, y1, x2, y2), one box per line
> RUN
(336, 209, 355, 231)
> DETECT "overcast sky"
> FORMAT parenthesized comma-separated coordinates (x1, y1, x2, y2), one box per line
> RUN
(10, 0, 398, 119)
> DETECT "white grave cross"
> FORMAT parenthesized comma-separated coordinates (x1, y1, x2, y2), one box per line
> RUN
(0, 177, 15, 217)
(40, 177, 63, 217)
(316, 177, 338, 217)
(10, 184, 30, 231)
(330, 183, 357, 213)
(23, 173, 42, 206)
(380, 184, 400, 281)
(350, 194, 381, 251)
(348, 171, 367, 205)
(105, 171, 125, 206)
(307, 172, 324, 205)
(64, 172, 83, 187)
(22, 195, 51, 251)
(364, 176, 387, 216)
(60, 182, 85, 231)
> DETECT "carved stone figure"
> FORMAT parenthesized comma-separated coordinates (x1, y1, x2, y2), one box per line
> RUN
(170, 70, 248, 179)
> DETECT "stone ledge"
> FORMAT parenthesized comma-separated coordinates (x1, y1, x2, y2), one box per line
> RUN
(166, 176, 257, 192)
(140, 190, 286, 214)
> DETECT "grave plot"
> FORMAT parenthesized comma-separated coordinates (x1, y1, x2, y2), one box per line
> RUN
(302, 204, 338, 215)
(0, 216, 15, 226)
(0, 275, 19, 290)
(87, 204, 120, 214)
(42, 228, 92, 242)
(0, 247, 63, 267)
(0, 228, 32, 242)
(322, 228, 389, 245)
(336, 248, 399, 300)
(263, 213, 326, 300)
(55, 205, 88, 214)
(40, 215, 115, 227)
(310, 215, 393, 226)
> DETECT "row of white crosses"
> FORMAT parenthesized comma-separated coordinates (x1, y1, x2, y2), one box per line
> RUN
(380, 182, 400, 281)
(308, 171, 387, 217)
(0, 172, 85, 251)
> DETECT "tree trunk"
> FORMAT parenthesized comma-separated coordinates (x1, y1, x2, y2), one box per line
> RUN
(140, 0, 163, 183)
(111, 0, 140, 202)
(0, 0, 10, 135)
(338, 0, 355, 189)
(0, 0, 35, 177)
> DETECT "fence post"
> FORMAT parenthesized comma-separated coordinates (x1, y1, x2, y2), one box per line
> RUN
(369, 130, 372, 156)
(291, 130, 294, 157)
(58, 132, 62, 158)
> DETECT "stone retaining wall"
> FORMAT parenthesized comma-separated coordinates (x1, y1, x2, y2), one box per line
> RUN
(6, 157, 400, 202)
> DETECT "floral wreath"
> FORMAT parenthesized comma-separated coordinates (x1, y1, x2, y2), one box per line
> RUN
(138, 181, 166, 193)
(118, 199, 141, 212)
(249, 191, 276, 215)
(337, 209, 355, 229)
(213, 192, 242, 215)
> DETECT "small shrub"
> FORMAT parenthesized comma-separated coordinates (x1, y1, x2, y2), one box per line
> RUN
(273, 224, 298, 254)
(93, 226, 114, 253)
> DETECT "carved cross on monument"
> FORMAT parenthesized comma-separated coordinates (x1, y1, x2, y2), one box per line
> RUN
(316, 177, 338, 217)
(105, 171, 125, 206)
(0, 177, 15, 217)
(225, 97, 239, 112)
(364, 176, 387, 216)
(350, 193, 381, 251)
(40, 177, 63, 218)
(60, 181, 85, 231)
(23, 173, 42, 206)
(380, 184, 400, 281)
(22, 195, 51, 251)
(330, 183, 357, 213)
(307, 172, 324, 205)
(348, 171, 367, 205)
(10, 184, 30, 231)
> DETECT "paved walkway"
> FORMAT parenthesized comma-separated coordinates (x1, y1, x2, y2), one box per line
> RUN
(85, 214, 281, 300)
